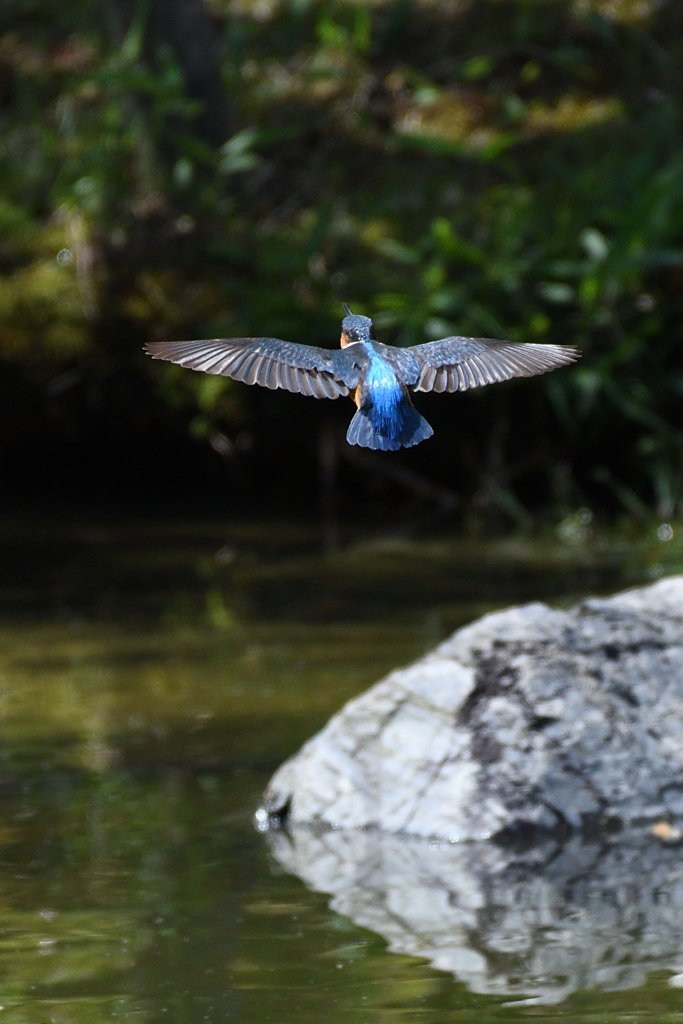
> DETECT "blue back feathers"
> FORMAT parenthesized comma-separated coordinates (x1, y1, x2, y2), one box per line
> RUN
(346, 348, 434, 451)
(366, 355, 404, 434)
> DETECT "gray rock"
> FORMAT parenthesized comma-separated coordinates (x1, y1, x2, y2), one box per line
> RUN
(260, 576, 683, 840)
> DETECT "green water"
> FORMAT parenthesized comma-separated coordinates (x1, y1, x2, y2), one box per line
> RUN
(1, 517, 683, 1023)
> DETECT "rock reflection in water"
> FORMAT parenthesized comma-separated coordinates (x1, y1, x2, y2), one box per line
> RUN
(265, 826, 683, 1005)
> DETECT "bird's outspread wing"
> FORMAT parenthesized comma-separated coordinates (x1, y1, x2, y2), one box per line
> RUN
(393, 336, 580, 393)
(145, 338, 363, 399)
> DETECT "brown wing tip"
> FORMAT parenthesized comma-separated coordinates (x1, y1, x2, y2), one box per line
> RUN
(144, 341, 173, 359)
(531, 343, 581, 367)
(144, 340, 218, 361)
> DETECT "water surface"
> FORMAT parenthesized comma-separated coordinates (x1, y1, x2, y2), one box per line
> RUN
(1, 516, 681, 1023)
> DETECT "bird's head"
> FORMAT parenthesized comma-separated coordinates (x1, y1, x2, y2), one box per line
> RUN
(340, 304, 375, 346)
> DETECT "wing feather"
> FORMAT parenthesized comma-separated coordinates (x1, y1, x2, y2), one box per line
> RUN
(420, 365, 437, 391)
(298, 373, 315, 398)
(409, 336, 579, 393)
(273, 360, 285, 390)
(242, 353, 261, 386)
(318, 372, 340, 399)
(262, 358, 278, 390)
(471, 353, 497, 385)
(145, 337, 361, 399)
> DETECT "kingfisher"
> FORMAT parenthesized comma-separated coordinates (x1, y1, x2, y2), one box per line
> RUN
(145, 304, 579, 451)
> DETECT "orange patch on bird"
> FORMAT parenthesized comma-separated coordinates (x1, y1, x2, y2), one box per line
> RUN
(653, 821, 682, 843)
(340, 331, 352, 348)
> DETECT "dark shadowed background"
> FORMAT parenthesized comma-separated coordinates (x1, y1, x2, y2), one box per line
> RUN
(2, 0, 683, 531)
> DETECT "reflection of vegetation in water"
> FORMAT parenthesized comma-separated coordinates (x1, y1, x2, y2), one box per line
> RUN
(3, 516, 682, 771)
(0, 599, 463, 1021)
(0, 766, 264, 1021)
(0, 516, 682, 1019)
(1, 0, 683, 517)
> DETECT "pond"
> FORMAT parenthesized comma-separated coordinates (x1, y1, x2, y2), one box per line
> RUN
(1, 514, 681, 1023)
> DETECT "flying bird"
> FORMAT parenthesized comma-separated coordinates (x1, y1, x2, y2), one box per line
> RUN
(145, 305, 579, 451)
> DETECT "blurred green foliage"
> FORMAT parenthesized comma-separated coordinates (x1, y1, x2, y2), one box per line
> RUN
(1, 0, 683, 522)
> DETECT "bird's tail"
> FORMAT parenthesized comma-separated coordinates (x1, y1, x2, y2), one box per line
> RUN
(346, 405, 434, 451)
